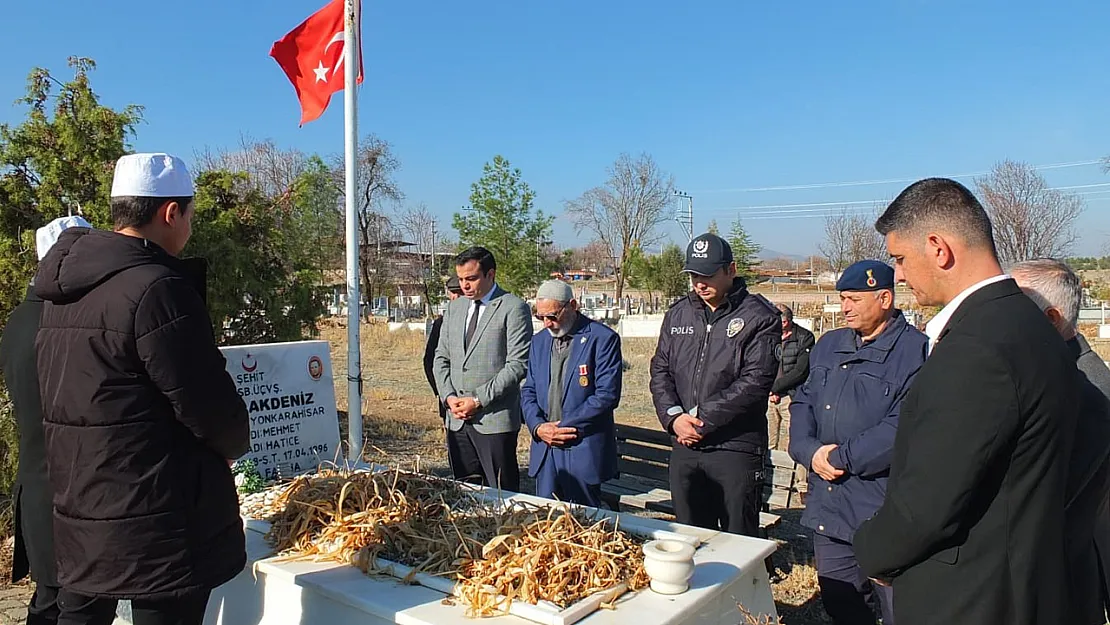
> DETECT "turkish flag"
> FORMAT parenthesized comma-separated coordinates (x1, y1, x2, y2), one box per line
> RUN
(270, 0, 364, 125)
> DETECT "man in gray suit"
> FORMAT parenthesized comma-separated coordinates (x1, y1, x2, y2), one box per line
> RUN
(433, 246, 532, 492)
(1011, 258, 1110, 625)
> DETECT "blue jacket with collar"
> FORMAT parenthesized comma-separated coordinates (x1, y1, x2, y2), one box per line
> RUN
(521, 316, 622, 485)
(788, 310, 927, 543)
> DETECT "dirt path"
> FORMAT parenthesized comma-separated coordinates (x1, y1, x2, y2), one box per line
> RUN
(0, 540, 33, 624)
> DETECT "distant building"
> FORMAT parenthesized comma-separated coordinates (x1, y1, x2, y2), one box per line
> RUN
(562, 270, 596, 281)
(320, 241, 456, 319)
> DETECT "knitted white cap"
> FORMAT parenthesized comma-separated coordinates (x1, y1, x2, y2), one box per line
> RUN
(536, 280, 574, 303)
(36, 215, 92, 260)
(110, 153, 194, 198)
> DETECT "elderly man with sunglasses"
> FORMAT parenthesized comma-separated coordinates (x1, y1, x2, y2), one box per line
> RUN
(521, 280, 623, 507)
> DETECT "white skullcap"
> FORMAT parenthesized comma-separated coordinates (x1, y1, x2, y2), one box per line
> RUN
(110, 153, 194, 198)
(536, 280, 574, 303)
(36, 215, 92, 260)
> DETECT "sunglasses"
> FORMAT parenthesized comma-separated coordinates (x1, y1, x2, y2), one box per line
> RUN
(534, 302, 567, 322)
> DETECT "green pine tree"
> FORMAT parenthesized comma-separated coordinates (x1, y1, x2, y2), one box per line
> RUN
(453, 156, 554, 294)
(0, 57, 142, 323)
(728, 218, 762, 282)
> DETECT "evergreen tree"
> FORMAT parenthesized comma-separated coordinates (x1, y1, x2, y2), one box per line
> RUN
(453, 156, 554, 294)
(728, 218, 762, 282)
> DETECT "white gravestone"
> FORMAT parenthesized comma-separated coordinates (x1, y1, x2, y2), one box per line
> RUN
(220, 340, 342, 481)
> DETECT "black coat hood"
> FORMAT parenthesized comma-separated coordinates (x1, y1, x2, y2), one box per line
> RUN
(34, 228, 178, 304)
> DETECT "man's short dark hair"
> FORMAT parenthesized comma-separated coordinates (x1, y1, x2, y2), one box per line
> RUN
(875, 178, 997, 253)
(776, 303, 793, 321)
(454, 246, 496, 274)
(111, 196, 194, 230)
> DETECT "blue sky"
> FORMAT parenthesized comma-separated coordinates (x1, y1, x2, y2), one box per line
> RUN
(4, 0, 1110, 256)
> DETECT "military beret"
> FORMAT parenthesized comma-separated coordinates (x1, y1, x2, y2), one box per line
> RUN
(836, 260, 894, 292)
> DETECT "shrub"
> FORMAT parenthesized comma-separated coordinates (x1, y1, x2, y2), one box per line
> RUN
(0, 383, 19, 539)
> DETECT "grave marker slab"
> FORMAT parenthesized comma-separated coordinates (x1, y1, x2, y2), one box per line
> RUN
(220, 340, 341, 481)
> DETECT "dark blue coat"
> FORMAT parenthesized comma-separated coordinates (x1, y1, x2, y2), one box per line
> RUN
(788, 311, 927, 543)
(521, 317, 622, 485)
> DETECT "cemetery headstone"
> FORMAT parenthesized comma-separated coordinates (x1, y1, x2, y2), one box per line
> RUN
(220, 340, 342, 481)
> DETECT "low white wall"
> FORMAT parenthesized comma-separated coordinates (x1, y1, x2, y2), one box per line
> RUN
(619, 317, 664, 339)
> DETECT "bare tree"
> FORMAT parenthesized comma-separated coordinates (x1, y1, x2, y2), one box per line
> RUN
(808, 255, 832, 274)
(193, 136, 342, 268)
(332, 135, 404, 309)
(361, 213, 402, 309)
(397, 203, 445, 316)
(818, 207, 887, 274)
(975, 160, 1083, 265)
(566, 240, 612, 274)
(195, 135, 307, 200)
(818, 211, 853, 274)
(849, 208, 887, 263)
(563, 153, 675, 311)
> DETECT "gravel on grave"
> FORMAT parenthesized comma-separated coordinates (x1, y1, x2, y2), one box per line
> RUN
(238, 484, 289, 521)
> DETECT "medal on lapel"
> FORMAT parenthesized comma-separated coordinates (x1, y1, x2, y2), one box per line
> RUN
(579, 364, 589, 387)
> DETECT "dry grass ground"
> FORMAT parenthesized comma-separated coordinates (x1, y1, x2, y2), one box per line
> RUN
(1078, 324, 1110, 361)
(320, 320, 834, 624)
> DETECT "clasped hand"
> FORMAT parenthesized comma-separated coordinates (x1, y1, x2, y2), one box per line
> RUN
(811, 443, 845, 481)
(536, 422, 578, 447)
(446, 396, 479, 420)
(673, 413, 704, 447)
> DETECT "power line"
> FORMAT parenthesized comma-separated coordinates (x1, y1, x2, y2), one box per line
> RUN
(1054, 182, 1110, 191)
(704, 182, 1110, 215)
(692, 159, 1104, 194)
(733, 194, 1110, 222)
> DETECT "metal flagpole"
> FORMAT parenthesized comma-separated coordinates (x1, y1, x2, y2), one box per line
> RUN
(343, 0, 363, 464)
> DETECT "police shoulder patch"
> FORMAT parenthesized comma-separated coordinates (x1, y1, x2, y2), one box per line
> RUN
(727, 317, 745, 338)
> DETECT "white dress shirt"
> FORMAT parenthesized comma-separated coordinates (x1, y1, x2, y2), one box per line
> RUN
(924, 274, 1011, 355)
(464, 284, 499, 331)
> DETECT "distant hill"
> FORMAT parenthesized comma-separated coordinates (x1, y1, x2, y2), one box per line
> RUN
(757, 248, 807, 262)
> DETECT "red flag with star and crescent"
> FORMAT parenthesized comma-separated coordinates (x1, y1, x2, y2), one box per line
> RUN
(270, 0, 364, 125)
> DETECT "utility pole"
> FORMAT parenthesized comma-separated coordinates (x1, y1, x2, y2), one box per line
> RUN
(429, 219, 437, 318)
(430, 218, 437, 274)
(674, 190, 694, 241)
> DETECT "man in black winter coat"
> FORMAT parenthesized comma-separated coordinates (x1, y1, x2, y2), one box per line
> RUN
(767, 303, 815, 503)
(649, 233, 780, 537)
(423, 275, 463, 423)
(33, 153, 250, 625)
(766, 303, 815, 451)
(0, 216, 92, 625)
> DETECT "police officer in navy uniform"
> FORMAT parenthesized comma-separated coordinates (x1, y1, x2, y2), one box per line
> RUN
(788, 260, 927, 625)
(649, 233, 780, 537)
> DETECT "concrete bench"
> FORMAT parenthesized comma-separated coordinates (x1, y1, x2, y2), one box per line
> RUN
(600, 424, 802, 531)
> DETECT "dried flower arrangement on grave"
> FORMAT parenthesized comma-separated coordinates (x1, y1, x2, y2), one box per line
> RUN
(262, 468, 650, 617)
